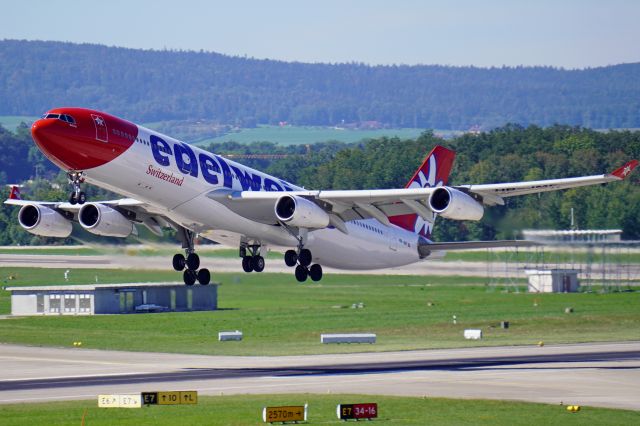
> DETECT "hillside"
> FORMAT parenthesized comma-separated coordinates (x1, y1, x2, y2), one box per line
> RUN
(1, 40, 640, 129)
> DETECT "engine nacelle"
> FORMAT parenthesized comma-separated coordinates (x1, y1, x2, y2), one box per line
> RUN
(78, 203, 133, 237)
(428, 187, 484, 221)
(18, 204, 72, 238)
(275, 195, 330, 229)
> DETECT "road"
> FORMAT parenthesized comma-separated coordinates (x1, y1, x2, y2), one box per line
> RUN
(1, 342, 639, 410)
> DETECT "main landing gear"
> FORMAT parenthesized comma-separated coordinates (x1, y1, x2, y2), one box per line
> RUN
(67, 171, 86, 205)
(173, 228, 210, 286)
(284, 248, 323, 283)
(239, 244, 265, 273)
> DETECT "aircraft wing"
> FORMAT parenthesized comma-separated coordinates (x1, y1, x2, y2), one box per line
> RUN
(3, 196, 170, 237)
(457, 160, 639, 205)
(4, 197, 146, 211)
(210, 187, 440, 226)
(211, 159, 638, 225)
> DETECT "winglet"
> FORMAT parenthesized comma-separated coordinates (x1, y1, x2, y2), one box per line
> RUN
(8, 185, 21, 200)
(611, 160, 639, 179)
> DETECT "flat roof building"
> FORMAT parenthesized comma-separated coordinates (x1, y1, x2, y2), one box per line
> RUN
(7, 282, 217, 316)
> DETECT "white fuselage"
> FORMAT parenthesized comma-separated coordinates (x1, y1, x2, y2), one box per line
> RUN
(84, 125, 423, 270)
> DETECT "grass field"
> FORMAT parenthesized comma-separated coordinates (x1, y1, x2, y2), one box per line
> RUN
(0, 115, 37, 132)
(0, 247, 103, 256)
(444, 250, 640, 264)
(193, 125, 430, 146)
(2, 394, 637, 425)
(1, 268, 638, 355)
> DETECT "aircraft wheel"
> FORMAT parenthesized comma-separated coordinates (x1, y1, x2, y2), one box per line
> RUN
(183, 269, 197, 286)
(186, 252, 200, 270)
(309, 264, 323, 282)
(295, 264, 308, 282)
(298, 248, 312, 267)
(172, 253, 186, 271)
(252, 255, 265, 272)
(69, 193, 77, 205)
(197, 268, 211, 285)
(242, 256, 254, 273)
(284, 250, 297, 267)
(78, 192, 86, 204)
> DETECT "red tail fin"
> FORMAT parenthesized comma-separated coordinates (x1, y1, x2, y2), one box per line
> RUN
(389, 146, 456, 238)
(9, 185, 21, 200)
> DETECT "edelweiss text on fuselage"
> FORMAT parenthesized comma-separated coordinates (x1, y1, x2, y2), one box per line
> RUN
(150, 135, 294, 191)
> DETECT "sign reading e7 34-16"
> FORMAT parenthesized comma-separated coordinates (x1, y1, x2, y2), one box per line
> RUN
(338, 403, 378, 420)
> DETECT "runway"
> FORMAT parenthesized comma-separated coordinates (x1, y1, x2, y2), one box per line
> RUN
(1, 342, 639, 410)
(4, 253, 639, 278)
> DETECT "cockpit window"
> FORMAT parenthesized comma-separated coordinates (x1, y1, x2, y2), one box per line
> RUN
(60, 114, 76, 124)
(42, 113, 76, 124)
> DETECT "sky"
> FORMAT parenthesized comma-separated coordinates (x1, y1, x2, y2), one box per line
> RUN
(2, 0, 639, 68)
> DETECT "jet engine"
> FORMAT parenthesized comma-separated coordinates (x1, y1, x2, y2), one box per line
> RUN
(78, 203, 133, 237)
(428, 187, 484, 221)
(275, 195, 330, 229)
(18, 204, 72, 238)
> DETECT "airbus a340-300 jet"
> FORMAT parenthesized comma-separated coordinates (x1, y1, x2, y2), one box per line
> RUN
(5, 108, 638, 285)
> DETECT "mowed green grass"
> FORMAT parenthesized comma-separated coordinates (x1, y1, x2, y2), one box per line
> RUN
(2, 394, 637, 426)
(1, 268, 639, 355)
(0, 247, 102, 256)
(194, 125, 428, 146)
(443, 250, 640, 264)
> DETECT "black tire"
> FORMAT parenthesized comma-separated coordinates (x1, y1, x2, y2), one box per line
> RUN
(298, 248, 312, 267)
(295, 264, 308, 282)
(78, 192, 86, 205)
(69, 193, 77, 205)
(186, 252, 200, 270)
(284, 250, 297, 267)
(183, 269, 197, 286)
(252, 255, 265, 272)
(197, 268, 211, 285)
(242, 256, 253, 273)
(309, 264, 323, 282)
(172, 253, 186, 271)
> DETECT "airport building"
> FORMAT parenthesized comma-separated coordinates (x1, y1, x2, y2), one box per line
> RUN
(7, 282, 217, 316)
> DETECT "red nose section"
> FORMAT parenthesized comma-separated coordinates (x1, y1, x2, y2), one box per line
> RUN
(31, 108, 137, 171)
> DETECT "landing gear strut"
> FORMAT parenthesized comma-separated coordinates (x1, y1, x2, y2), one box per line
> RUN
(173, 227, 210, 285)
(67, 171, 86, 205)
(240, 243, 265, 273)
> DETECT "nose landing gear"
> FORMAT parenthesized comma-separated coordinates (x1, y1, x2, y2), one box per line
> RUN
(67, 171, 86, 205)
(173, 228, 210, 285)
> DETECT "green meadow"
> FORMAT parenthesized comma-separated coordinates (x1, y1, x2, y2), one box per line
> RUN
(1, 394, 637, 426)
(0, 268, 638, 356)
(194, 125, 429, 146)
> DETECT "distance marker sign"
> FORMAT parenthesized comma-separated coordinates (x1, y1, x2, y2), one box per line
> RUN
(263, 404, 307, 423)
(141, 391, 198, 405)
(337, 403, 378, 420)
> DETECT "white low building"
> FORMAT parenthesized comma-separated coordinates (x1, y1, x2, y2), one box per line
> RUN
(525, 269, 580, 293)
(7, 282, 217, 315)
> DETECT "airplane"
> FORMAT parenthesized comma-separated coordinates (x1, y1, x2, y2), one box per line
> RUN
(4, 107, 638, 285)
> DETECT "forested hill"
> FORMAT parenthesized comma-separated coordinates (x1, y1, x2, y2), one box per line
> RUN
(1, 39, 640, 129)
